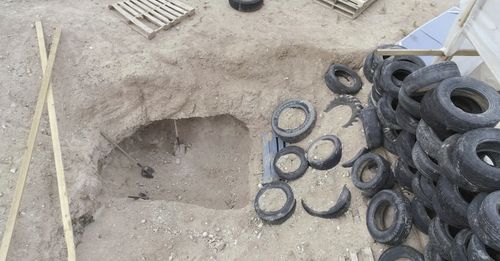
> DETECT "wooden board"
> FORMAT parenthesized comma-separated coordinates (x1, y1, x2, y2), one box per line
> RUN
(35, 21, 76, 261)
(314, 0, 378, 19)
(109, 0, 195, 39)
(0, 26, 62, 261)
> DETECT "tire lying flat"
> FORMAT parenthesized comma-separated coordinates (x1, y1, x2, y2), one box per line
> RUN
(228, 0, 264, 12)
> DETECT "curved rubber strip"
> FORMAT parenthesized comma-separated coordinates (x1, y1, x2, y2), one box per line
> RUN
(342, 147, 369, 168)
(254, 181, 296, 224)
(301, 185, 351, 218)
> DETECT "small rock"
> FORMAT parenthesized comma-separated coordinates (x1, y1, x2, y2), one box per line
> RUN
(0, 192, 3, 197)
(141, 219, 146, 224)
(175, 158, 181, 164)
(202, 232, 208, 238)
(9, 168, 16, 174)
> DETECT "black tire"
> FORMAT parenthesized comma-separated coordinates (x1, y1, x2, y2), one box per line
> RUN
(420, 76, 500, 133)
(455, 128, 500, 191)
(394, 159, 418, 191)
(341, 147, 368, 168)
(412, 142, 441, 182)
(411, 174, 436, 209)
(467, 234, 500, 261)
(476, 191, 500, 251)
(383, 127, 400, 155)
(351, 153, 394, 197)
(273, 146, 309, 181)
(363, 44, 405, 83)
(411, 198, 436, 234)
(372, 83, 383, 103)
(377, 95, 401, 129)
(228, 0, 264, 12)
(325, 64, 363, 95)
(424, 244, 445, 261)
(380, 60, 424, 98)
(301, 185, 351, 219)
(254, 181, 296, 224)
(366, 190, 412, 245)
(416, 120, 443, 159)
(396, 130, 416, 168)
(432, 176, 476, 228)
(395, 106, 419, 134)
(272, 99, 316, 143)
(428, 217, 461, 260)
(467, 193, 488, 245)
(399, 61, 461, 118)
(379, 245, 424, 261)
(306, 135, 342, 170)
(361, 107, 383, 150)
(437, 134, 480, 192)
(450, 229, 472, 261)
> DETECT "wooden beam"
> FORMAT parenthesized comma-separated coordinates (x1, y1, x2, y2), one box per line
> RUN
(0, 26, 62, 261)
(35, 21, 76, 261)
(375, 48, 479, 57)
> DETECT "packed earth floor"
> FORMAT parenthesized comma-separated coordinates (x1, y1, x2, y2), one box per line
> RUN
(0, 0, 460, 260)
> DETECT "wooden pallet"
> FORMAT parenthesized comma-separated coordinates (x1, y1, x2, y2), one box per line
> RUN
(109, 0, 195, 39)
(314, 0, 378, 19)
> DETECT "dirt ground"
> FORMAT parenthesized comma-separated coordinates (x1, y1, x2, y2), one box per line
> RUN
(0, 0, 458, 260)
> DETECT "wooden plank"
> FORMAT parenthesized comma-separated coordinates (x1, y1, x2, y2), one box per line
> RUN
(155, 0, 185, 16)
(111, 3, 156, 38)
(128, 0, 166, 27)
(147, 0, 178, 20)
(349, 252, 358, 261)
(168, 0, 194, 11)
(0, 26, 62, 261)
(140, 0, 176, 21)
(117, 1, 141, 18)
(35, 21, 76, 261)
(375, 48, 479, 56)
(135, 0, 172, 23)
(359, 247, 375, 261)
(163, 1, 187, 14)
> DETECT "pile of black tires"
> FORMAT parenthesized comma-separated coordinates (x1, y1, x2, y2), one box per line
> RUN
(356, 45, 500, 260)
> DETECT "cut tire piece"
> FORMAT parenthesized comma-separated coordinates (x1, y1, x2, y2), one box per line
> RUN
(455, 128, 500, 191)
(324, 95, 363, 128)
(324, 64, 362, 95)
(272, 99, 316, 143)
(301, 185, 351, 219)
(416, 120, 443, 159)
(306, 135, 342, 170)
(467, 193, 488, 245)
(383, 127, 400, 155)
(394, 159, 418, 191)
(428, 217, 461, 260)
(366, 189, 412, 245)
(341, 147, 368, 168)
(273, 146, 309, 181)
(411, 198, 436, 234)
(450, 229, 472, 261)
(412, 142, 441, 182)
(420, 76, 500, 134)
(361, 107, 383, 150)
(254, 181, 296, 224)
(380, 60, 424, 98)
(351, 153, 394, 197)
(228, 0, 263, 12)
(379, 245, 424, 261)
(424, 244, 445, 261)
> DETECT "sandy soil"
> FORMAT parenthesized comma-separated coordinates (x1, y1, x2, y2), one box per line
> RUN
(0, 0, 458, 260)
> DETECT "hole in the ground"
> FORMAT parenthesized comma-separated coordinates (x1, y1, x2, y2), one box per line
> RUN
(275, 153, 301, 173)
(308, 140, 334, 161)
(258, 188, 286, 212)
(450, 88, 489, 114)
(99, 115, 251, 210)
(278, 107, 306, 130)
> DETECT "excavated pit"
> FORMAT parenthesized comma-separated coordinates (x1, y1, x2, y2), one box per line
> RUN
(99, 115, 251, 209)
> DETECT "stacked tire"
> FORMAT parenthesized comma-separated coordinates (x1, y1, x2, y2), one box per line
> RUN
(361, 46, 500, 260)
